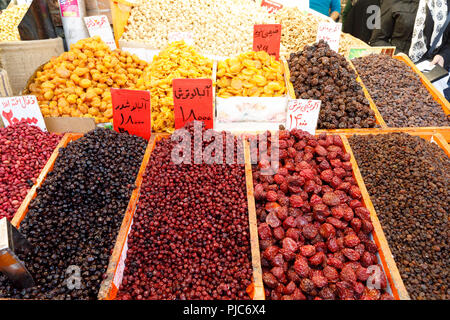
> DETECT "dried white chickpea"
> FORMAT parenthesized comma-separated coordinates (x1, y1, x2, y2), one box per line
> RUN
(0, 5, 28, 42)
(121, 0, 277, 57)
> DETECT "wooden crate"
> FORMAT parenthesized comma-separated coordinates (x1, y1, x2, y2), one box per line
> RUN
(99, 133, 266, 300)
(7, 132, 152, 300)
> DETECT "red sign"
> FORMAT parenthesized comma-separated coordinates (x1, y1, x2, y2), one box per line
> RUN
(111, 88, 151, 140)
(172, 78, 213, 130)
(261, 0, 283, 13)
(253, 24, 282, 60)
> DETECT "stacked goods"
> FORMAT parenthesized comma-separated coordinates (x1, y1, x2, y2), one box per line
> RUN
(120, 0, 278, 57)
(352, 54, 450, 127)
(253, 130, 393, 300)
(117, 122, 252, 300)
(287, 41, 376, 129)
(26, 36, 150, 124)
(0, 4, 28, 42)
(216, 51, 286, 98)
(0, 122, 61, 220)
(0, 129, 147, 299)
(275, 7, 370, 58)
(149, 41, 213, 133)
(349, 133, 449, 300)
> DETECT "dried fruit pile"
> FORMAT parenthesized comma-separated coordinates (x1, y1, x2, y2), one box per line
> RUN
(117, 122, 252, 300)
(0, 122, 61, 220)
(217, 51, 286, 98)
(352, 54, 450, 127)
(0, 129, 146, 299)
(27, 36, 150, 123)
(287, 41, 376, 129)
(349, 133, 449, 300)
(148, 41, 213, 133)
(0, 4, 28, 42)
(253, 129, 392, 300)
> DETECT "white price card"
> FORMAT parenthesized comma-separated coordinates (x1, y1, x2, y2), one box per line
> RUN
(84, 15, 116, 50)
(168, 31, 194, 45)
(0, 95, 46, 131)
(285, 99, 321, 134)
(316, 22, 342, 52)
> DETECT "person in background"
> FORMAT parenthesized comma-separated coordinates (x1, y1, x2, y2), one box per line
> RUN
(310, 0, 342, 21)
(370, 0, 450, 69)
(342, 0, 381, 43)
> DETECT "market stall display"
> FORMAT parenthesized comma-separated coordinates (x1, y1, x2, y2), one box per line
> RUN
(217, 51, 286, 98)
(149, 41, 213, 133)
(275, 6, 370, 59)
(0, 122, 61, 221)
(352, 54, 450, 128)
(25, 36, 149, 123)
(0, 4, 28, 42)
(252, 129, 393, 300)
(0, 128, 146, 299)
(349, 133, 449, 300)
(287, 41, 377, 129)
(120, 0, 278, 57)
(116, 123, 253, 300)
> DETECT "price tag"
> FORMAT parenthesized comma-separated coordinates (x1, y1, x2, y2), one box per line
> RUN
(0, 95, 46, 131)
(316, 22, 342, 52)
(168, 32, 194, 45)
(84, 15, 116, 50)
(285, 99, 321, 134)
(348, 46, 396, 60)
(261, 0, 283, 13)
(172, 78, 213, 130)
(253, 24, 282, 60)
(111, 89, 151, 140)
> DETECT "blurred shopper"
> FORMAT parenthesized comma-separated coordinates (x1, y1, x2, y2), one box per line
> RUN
(370, 0, 450, 68)
(310, 0, 342, 20)
(342, 0, 381, 43)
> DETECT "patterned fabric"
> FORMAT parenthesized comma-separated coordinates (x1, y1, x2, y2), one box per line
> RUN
(409, 0, 448, 62)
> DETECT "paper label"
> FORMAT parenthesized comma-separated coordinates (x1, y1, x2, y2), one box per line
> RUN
(0, 96, 46, 131)
(285, 99, 321, 134)
(316, 22, 342, 52)
(261, 0, 283, 13)
(168, 32, 194, 46)
(253, 24, 282, 60)
(59, 0, 80, 17)
(111, 89, 151, 140)
(348, 46, 396, 60)
(84, 15, 116, 50)
(173, 78, 214, 129)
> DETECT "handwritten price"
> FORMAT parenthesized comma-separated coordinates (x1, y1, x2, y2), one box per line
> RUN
(85, 16, 108, 29)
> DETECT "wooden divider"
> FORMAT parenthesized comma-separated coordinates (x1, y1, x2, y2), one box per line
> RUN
(243, 139, 265, 300)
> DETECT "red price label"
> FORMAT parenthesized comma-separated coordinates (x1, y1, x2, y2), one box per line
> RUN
(253, 24, 282, 60)
(261, 0, 283, 13)
(111, 88, 151, 140)
(173, 78, 213, 130)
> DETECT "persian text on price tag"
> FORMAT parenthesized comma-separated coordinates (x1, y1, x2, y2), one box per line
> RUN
(173, 78, 213, 130)
(286, 99, 321, 134)
(111, 88, 151, 140)
(84, 15, 116, 50)
(316, 22, 342, 52)
(253, 24, 282, 60)
(0, 95, 46, 131)
(168, 32, 194, 45)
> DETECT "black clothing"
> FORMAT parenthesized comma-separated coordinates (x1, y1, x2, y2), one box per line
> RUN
(370, 0, 450, 69)
(343, 0, 381, 43)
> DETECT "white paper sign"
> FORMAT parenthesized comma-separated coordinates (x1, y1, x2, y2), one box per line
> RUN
(0, 96, 46, 131)
(316, 22, 342, 52)
(286, 99, 321, 134)
(168, 31, 194, 45)
(84, 15, 116, 50)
